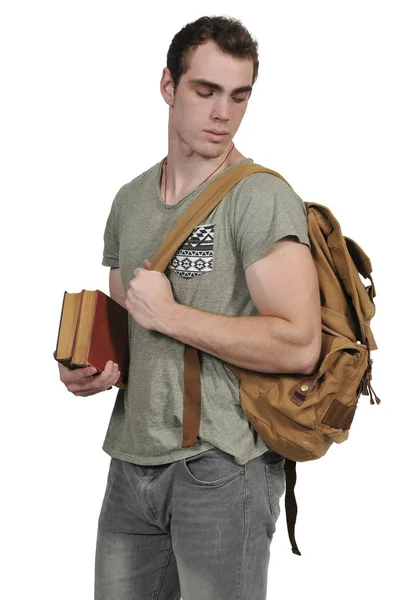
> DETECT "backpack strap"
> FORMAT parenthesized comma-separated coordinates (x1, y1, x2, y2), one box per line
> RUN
(150, 162, 287, 446)
(151, 163, 282, 448)
(150, 161, 302, 554)
(284, 458, 301, 555)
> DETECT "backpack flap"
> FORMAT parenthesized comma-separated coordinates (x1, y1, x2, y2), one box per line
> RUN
(318, 207, 379, 402)
(306, 205, 360, 344)
(307, 203, 377, 351)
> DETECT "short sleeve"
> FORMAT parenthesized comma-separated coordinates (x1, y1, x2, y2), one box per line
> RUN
(102, 192, 121, 268)
(231, 173, 310, 269)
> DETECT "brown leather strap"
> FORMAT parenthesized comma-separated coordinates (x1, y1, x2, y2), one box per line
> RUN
(321, 398, 357, 429)
(182, 346, 201, 447)
(284, 459, 301, 556)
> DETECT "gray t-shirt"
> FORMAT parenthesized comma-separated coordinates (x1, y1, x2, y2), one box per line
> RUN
(102, 158, 309, 465)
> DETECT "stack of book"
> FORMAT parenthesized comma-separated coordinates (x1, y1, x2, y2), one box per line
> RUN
(54, 289, 129, 388)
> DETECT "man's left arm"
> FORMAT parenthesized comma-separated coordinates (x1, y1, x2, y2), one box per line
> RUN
(126, 238, 322, 375)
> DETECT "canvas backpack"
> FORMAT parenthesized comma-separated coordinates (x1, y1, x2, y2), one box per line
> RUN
(150, 162, 379, 554)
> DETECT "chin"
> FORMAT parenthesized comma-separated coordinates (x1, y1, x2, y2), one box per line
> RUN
(198, 141, 228, 159)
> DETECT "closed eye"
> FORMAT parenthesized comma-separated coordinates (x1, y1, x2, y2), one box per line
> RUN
(197, 91, 214, 98)
(197, 91, 248, 103)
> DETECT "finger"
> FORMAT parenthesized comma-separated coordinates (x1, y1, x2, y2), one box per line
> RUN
(71, 365, 98, 381)
(88, 362, 120, 388)
(67, 361, 114, 393)
(95, 363, 121, 389)
(102, 360, 115, 375)
(59, 363, 97, 384)
(107, 364, 122, 389)
(103, 361, 119, 382)
(110, 362, 121, 383)
(73, 366, 121, 395)
(143, 259, 152, 270)
(81, 365, 99, 378)
(89, 360, 115, 386)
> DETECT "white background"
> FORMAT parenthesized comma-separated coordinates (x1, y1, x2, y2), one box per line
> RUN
(1, 1, 396, 598)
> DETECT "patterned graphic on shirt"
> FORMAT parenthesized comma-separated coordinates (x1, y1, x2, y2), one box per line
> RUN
(169, 224, 215, 278)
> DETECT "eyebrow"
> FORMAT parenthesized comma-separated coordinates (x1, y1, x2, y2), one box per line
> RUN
(189, 78, 253, 95)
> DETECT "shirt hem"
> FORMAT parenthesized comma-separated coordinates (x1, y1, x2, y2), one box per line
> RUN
(102, 441, 216, 465)
(243, 230, 310, 270)
(234, 444, 270, 465)
(102, 259, 119, 268)
(102, 439, 269, 466)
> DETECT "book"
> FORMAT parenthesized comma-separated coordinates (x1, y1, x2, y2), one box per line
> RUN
(54, 289, 129, 389)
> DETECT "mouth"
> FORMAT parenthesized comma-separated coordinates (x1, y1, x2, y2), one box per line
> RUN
(204, 129, 229, 136)
(203, 130, 229, 141)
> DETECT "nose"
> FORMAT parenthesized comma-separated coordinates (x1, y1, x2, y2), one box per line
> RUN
(211, 96, 231, 122)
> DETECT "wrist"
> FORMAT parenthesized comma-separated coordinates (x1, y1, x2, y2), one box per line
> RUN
(156, 301, 184, 337)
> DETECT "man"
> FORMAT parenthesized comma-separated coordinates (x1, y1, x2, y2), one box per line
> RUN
(59, 15, 321, 600)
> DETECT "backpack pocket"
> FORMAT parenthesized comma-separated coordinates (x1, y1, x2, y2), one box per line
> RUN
(229, 331, 369, 461)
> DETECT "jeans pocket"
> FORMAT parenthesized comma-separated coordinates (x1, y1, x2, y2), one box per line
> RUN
(183, 449, 244, 486)
(264, 456, 285, 522)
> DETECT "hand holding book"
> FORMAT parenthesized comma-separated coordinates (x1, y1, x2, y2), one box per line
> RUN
(57, 359, 121, 397)
(54, 290, 129, 389)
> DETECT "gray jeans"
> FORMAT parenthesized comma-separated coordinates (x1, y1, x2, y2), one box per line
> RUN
(95, 448, 285, 600)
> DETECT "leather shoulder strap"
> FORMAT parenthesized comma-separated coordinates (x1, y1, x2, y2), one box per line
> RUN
(150, 162, 291, 273)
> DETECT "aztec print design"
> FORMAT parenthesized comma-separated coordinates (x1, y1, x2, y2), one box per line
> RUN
(169, 224, 215, 278)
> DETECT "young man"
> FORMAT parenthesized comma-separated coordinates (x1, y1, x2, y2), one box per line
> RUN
(59, 15, 321, 600)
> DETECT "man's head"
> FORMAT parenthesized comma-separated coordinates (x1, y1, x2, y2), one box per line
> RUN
(161, 16, 259, 159)
(166, 16, 259, 91)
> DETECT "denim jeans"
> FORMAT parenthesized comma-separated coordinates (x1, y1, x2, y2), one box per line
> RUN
(95, 448, 285, 600)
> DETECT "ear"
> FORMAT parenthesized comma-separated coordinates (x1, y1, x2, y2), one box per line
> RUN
(160, 67, 175, 107)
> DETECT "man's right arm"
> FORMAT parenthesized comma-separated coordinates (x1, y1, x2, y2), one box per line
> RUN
(109, 267, 127, 307)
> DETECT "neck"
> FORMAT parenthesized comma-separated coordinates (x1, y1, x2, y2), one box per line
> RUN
(162, 138, 246, 205)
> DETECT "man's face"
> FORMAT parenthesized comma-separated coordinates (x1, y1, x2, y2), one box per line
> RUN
(170, 41, 254, 159)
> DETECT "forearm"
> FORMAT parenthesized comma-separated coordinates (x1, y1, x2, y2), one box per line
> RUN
(156, 303, 320, 374)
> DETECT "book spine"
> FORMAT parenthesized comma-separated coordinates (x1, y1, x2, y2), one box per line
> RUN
(55, 291, 84, 361)
(55, 291, 68, 357)
(72, 290, 97, 366)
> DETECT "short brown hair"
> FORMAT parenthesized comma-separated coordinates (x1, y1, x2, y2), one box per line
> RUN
(167, 16, 259, 90)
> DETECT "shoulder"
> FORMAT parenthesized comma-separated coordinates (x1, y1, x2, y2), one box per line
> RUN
(229, 169, 307, 217)
(234, 170, 292, 193)
(117, 161, 161, 197)
(110, 161, 161, 211)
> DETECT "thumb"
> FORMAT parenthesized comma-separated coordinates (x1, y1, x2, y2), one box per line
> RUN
(143, 259, 152, 270)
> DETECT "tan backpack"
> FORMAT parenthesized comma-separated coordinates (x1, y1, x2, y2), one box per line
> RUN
(151, 162, 379, 554)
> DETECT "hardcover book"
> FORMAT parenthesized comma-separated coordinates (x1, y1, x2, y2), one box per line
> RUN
(54, 289, 129, 388)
